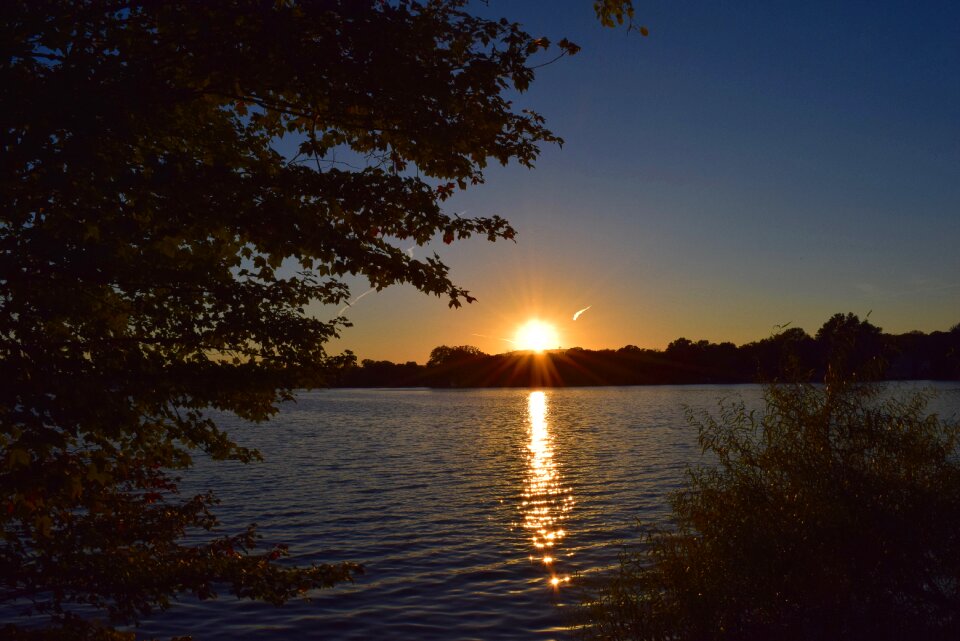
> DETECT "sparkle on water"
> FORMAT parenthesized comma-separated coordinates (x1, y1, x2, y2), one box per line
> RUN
(522, 391, 573, 587)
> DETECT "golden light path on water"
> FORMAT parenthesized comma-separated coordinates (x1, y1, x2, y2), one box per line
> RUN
(522, 391, 574, 588)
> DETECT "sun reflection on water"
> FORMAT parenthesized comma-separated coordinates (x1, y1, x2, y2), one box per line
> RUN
(522, 391, 573, 587)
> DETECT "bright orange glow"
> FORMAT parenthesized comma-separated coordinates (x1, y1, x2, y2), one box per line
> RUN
(514, 319, 559, 352)
(521, 391, 575, 591)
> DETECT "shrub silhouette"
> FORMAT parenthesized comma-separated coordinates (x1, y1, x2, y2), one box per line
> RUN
(581, 372, 960, 640)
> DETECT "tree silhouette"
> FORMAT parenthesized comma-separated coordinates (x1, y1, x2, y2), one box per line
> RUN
(332, 318, 959, 389)
(815, 313, 888, 379)
(1, 1, 641, 637)
(427, 345, 487, 367)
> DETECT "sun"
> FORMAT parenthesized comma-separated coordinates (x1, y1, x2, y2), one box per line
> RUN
(515, 319, 559, 353)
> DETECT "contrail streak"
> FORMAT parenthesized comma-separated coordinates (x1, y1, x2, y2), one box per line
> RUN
(572, 305, 591, 321)
(337, 288, 375, 317)
(336, 246, 416, 317)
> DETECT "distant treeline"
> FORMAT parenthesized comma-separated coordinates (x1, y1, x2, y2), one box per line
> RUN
(331, 313, 960, 388)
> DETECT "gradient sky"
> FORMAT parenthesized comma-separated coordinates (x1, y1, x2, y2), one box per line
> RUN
(315, 0, 960, 363)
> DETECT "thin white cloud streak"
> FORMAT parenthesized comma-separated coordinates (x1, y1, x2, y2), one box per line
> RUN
(572, 305, 591, 321)
(337, 288, 376, 317)
(337, 245, 416, 317)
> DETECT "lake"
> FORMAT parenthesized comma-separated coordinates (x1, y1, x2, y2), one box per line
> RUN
(137, 383, 960, 640)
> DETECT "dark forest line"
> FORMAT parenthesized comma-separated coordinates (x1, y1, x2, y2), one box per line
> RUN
(331, 313, 960, 388)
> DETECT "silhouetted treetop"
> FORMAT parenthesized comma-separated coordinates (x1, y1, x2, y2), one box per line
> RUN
(427, 344, 488, 367)
(815, 312, 888, 379)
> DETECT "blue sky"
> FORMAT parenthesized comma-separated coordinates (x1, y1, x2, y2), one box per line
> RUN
(321, 0, 960, 362)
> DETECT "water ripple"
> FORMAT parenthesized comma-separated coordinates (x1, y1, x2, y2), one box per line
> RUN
(133, 383, 960, 640)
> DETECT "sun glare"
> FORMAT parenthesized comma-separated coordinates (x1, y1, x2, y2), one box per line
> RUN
(515, 320, 559, 353)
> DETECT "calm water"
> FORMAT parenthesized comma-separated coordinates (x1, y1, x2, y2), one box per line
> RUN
(135, 383, 960, 640)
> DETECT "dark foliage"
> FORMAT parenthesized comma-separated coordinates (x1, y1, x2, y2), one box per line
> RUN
(579, 370, 960, 640)
(1, 1, 642, 637)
